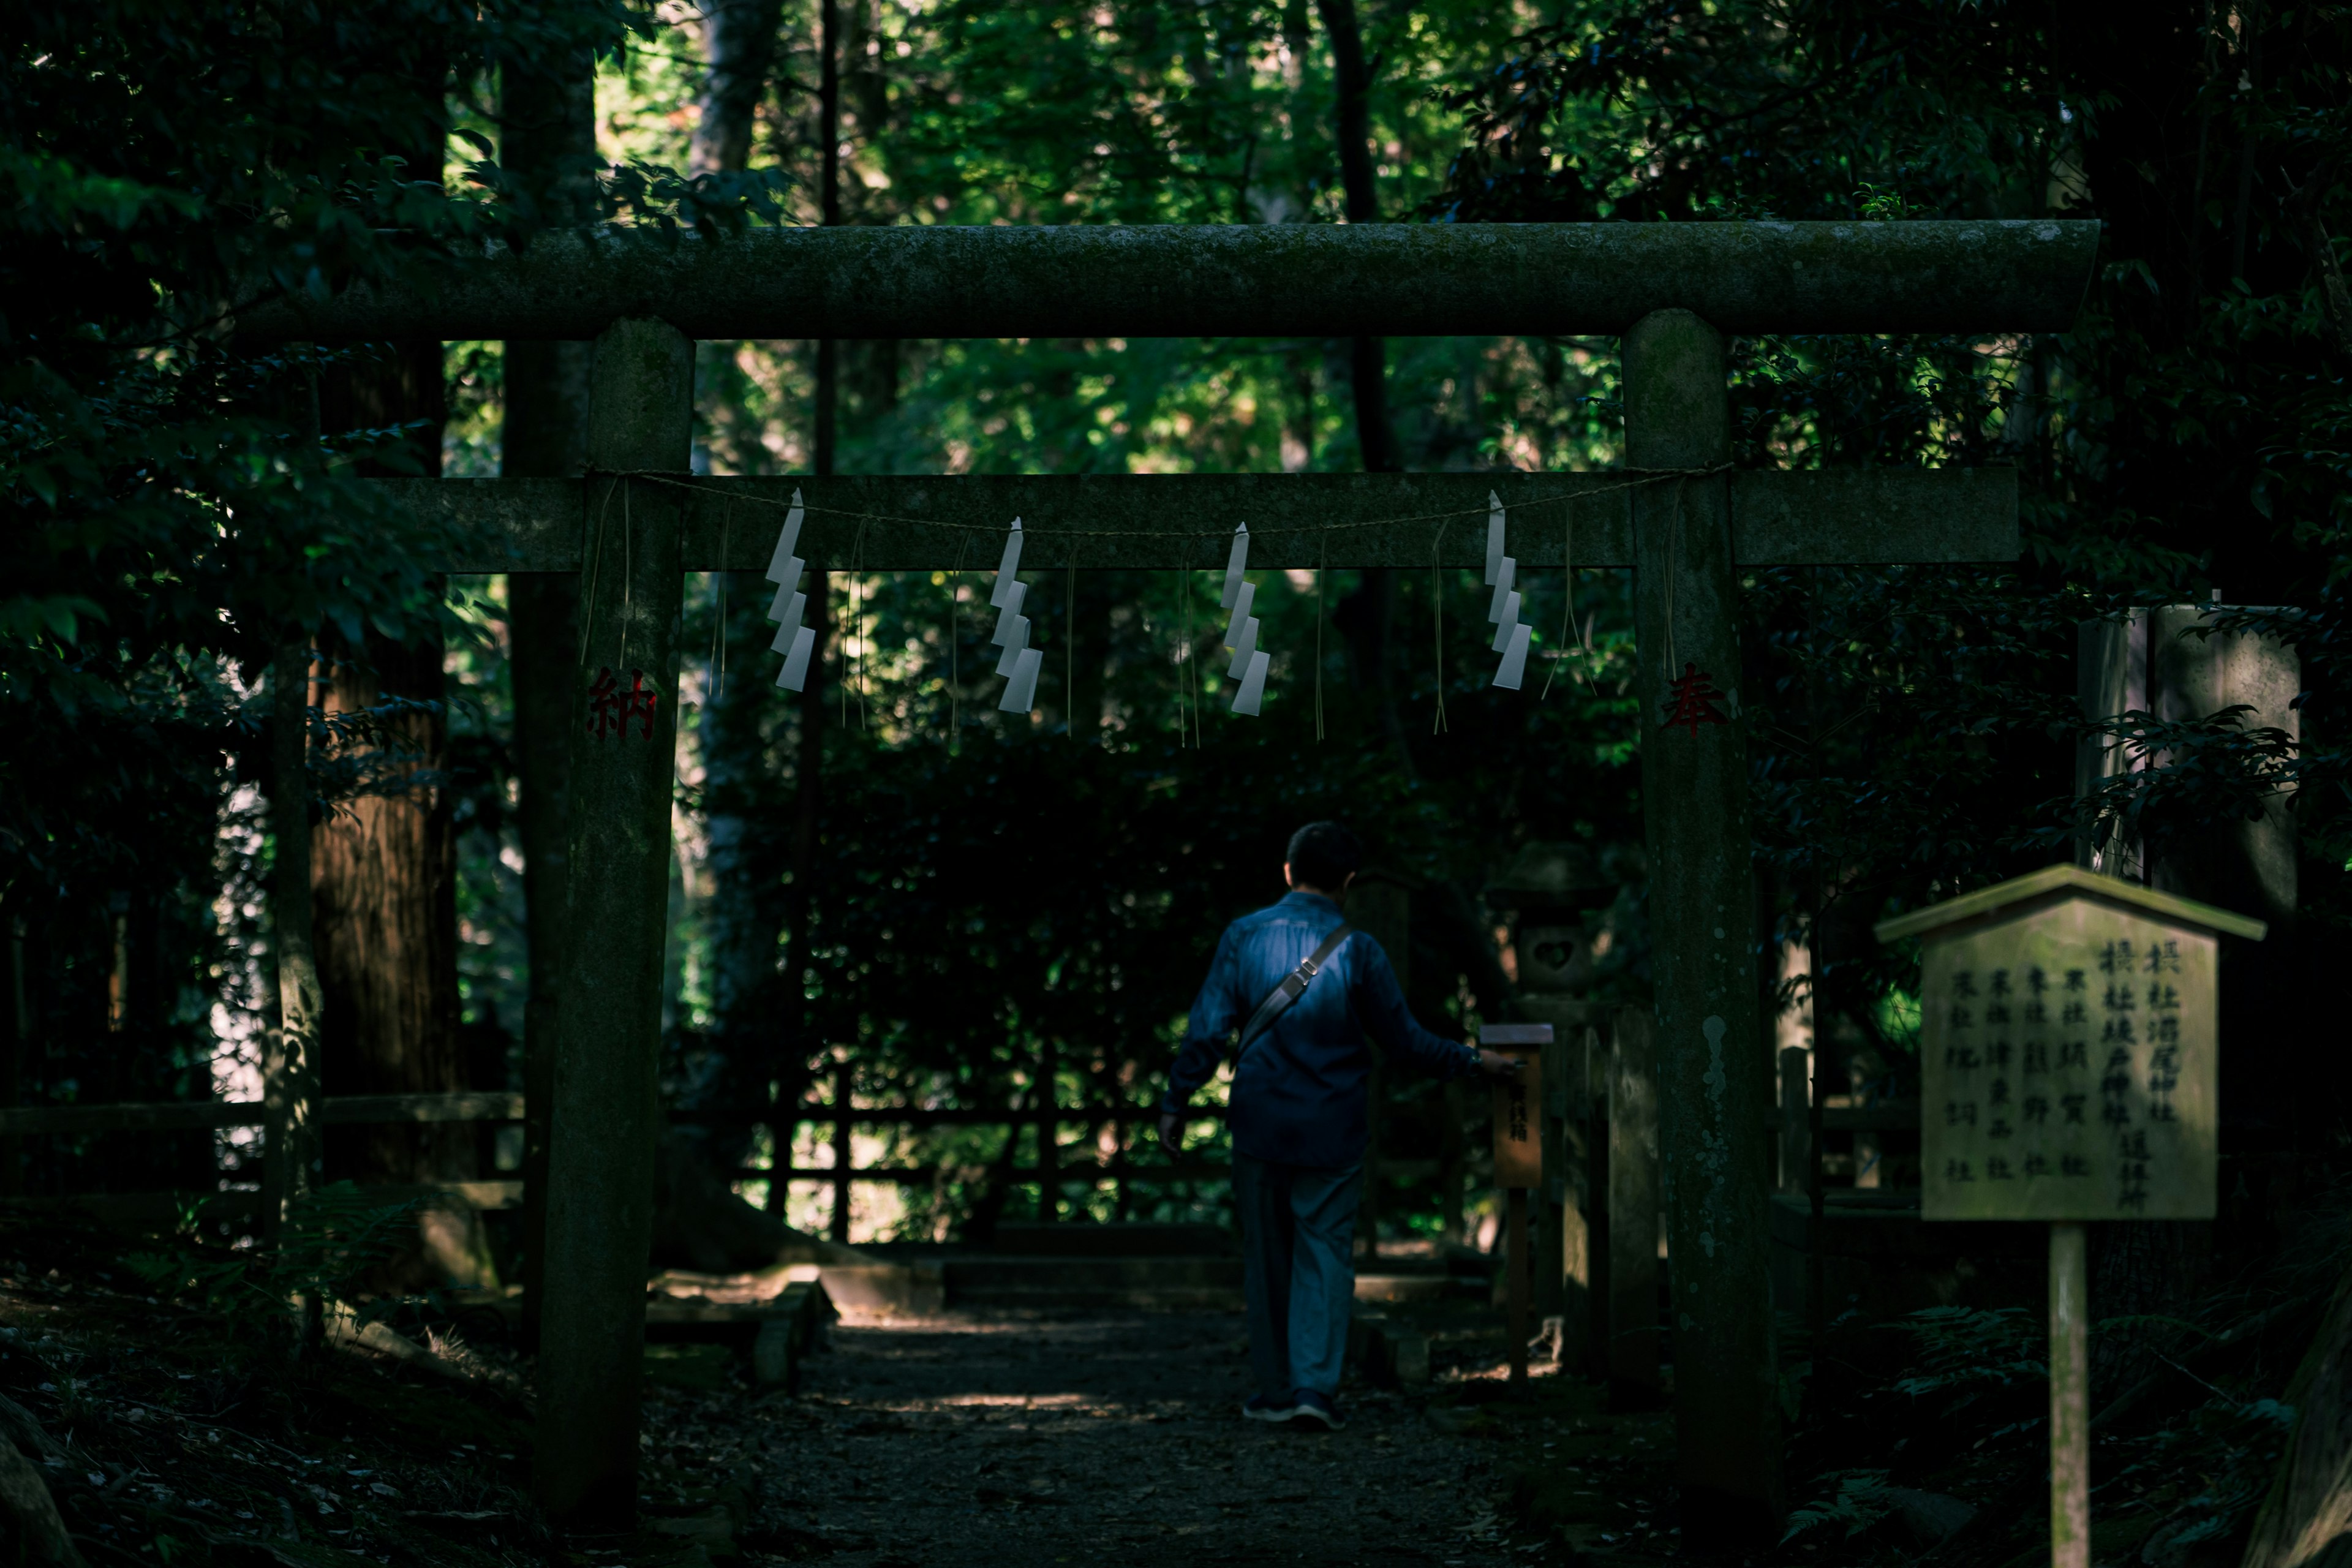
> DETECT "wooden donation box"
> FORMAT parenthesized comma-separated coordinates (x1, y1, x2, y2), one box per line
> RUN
(1877, 863, 2264, 1568)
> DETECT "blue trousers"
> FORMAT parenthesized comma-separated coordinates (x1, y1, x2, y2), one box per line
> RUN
(1232, 1153, 1363, 1400)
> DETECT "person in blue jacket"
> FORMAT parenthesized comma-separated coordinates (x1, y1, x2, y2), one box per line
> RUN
(1157, 821, 1521, 1432)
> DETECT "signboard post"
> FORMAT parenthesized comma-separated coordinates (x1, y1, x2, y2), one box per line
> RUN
(1485, 1023, 1553, 1393)
(1875, 864, 2264, 1568)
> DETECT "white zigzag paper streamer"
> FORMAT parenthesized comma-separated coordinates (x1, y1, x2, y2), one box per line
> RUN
(1490, 592, 1522, 654)
(1221, 522, 1250, 610)
(990, 518, 1040, 713)
(777, 627, 815, 690)
(1487, 497, 1531, 690)
(1231, 650, 1270, 715)
(766, 489, 806, 583)
(1493, 624, 1532, 690)
(766, 489, 813, 691)
(1487, 556, 1516, 623)
(995, 615, 1030, 677)
(990, 518, 1025, 607)
(1223, 581, 1256, 652)
(991, 579, 1027, 645)
(1228, 614, 1260, 675)
(1000, 647, 1042, 712)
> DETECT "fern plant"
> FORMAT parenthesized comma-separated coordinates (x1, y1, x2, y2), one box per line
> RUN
(1782, 1469, 1895, 1543)
(124, 1182, 424, 1324)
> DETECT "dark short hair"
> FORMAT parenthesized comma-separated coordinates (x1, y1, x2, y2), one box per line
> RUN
(1287, 821, 1363, 891)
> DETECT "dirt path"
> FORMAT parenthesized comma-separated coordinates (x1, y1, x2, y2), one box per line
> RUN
(692, 1309, 1535, 1567)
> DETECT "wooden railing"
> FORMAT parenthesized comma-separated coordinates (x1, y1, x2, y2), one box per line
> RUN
(0, 1070, 1923, 1231)
(0, 1091, 526, 1135)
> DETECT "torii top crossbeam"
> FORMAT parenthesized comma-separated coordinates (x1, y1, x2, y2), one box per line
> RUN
(238, 220, 2098, 342)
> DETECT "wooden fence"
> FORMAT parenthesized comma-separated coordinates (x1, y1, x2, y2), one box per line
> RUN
(0, 1050, 1915, 1238)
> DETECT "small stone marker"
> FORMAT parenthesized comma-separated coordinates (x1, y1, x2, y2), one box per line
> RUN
(1877, 864, 2264, 1568)
(1483, 1023, 1552, 1393)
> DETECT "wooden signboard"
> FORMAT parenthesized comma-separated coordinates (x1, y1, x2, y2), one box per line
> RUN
(1485, 1023, 1550, 1189)
(1876, 864, 2263, 1223)
(1878, 864, 2264, 1568)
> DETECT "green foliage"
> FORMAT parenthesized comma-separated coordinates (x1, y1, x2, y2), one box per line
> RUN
(122, 1183, 425, 1322)
(1781, 1468, 1895, 1543)
(1885, 1305, 2046, 1410)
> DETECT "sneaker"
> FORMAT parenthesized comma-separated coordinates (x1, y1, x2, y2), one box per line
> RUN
(1242, 1395, 1296, 1423)
(1290, 1390, 1345, 1431)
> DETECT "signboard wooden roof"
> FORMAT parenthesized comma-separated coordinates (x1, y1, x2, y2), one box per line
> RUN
(1877, 864, 2264, 1223)
(1874, 862, 2269, 946)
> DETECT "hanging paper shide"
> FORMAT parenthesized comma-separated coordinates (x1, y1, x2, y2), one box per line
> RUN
(767, 489, 815, 692)
(1221, 521, 1270, 717)
(993, 518, 1041, 714)
(1488, 492, 1531, 690)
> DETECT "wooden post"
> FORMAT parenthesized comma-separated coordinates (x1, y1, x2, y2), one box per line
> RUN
(1582, 1022, 1611, 1381)
(264, 643, 324, 1238)
(1507, 1187, 1531, 1391)
(4, 909, 26, 1196)
(1777, 1047, 1810, 1194)
(1348, 872, 1411, 1260)
(829, 1057, 853, 1242)
(1485, 1025, 1547, 1395)
(1036, 1035, 1058, 1221)
(1626, 307, 1780, 1531)
(532, 317, 694, 1539)
(2049, 1221, 2090, 1568)
(1539, 1030, 1578, 1345)
(1607, 1006, 1661, 1407)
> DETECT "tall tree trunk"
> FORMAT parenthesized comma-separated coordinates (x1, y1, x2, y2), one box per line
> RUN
(311, 264, 488, 1278)
(690, 0, 786, 176)
(1311, 0, 1397, 473)
(1313, 0, 1408, 757)
(760, 0, 843, 1215)
(502, 48, 596, 1325)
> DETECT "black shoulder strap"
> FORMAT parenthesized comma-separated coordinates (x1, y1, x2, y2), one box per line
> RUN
(1234, 924, 1355, 1061)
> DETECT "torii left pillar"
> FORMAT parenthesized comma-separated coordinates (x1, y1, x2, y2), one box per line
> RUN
(532, 317, 693, 1537)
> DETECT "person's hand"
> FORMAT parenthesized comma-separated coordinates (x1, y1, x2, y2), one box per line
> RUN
(1476, 1049, 1526, 1080)
(1156, 1112, 1182, 1156)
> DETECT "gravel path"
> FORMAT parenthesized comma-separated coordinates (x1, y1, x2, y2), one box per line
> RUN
(734, 1309, 1527, 1567)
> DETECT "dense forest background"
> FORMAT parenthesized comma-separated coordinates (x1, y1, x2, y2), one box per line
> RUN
(6, 0, 2350, 1257)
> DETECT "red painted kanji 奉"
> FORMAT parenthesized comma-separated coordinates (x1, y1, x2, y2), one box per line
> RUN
(1664, 663, 1728, 738)
(586, 667, 658, 741)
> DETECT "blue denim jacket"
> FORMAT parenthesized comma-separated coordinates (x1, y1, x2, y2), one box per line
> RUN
(1162, 890, 1479, 1169)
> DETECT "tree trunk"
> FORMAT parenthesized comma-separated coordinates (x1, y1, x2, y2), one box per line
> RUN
(311, 320, 490, 1288)
(764, 581, 829, 1215)
(1313, 0, 1408, 757)
(502, 47, 596, 1327)
(690, 0, 785, 177)
(1312, 0, 1398, 473)
(760, 0, 842, 1212)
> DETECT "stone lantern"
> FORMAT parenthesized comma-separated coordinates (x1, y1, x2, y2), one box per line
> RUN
(1487, 842, 1617, 1027)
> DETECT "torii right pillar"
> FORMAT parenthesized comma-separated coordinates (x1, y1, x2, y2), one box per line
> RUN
(1627, 309, 1781, 1536)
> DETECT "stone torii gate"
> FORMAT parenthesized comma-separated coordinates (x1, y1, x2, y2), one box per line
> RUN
(244, 219, 2097, 1541)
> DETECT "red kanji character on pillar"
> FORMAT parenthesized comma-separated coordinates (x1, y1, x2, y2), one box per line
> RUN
(587, 667, 659, 740)
(1663, 663, 1728, 738)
